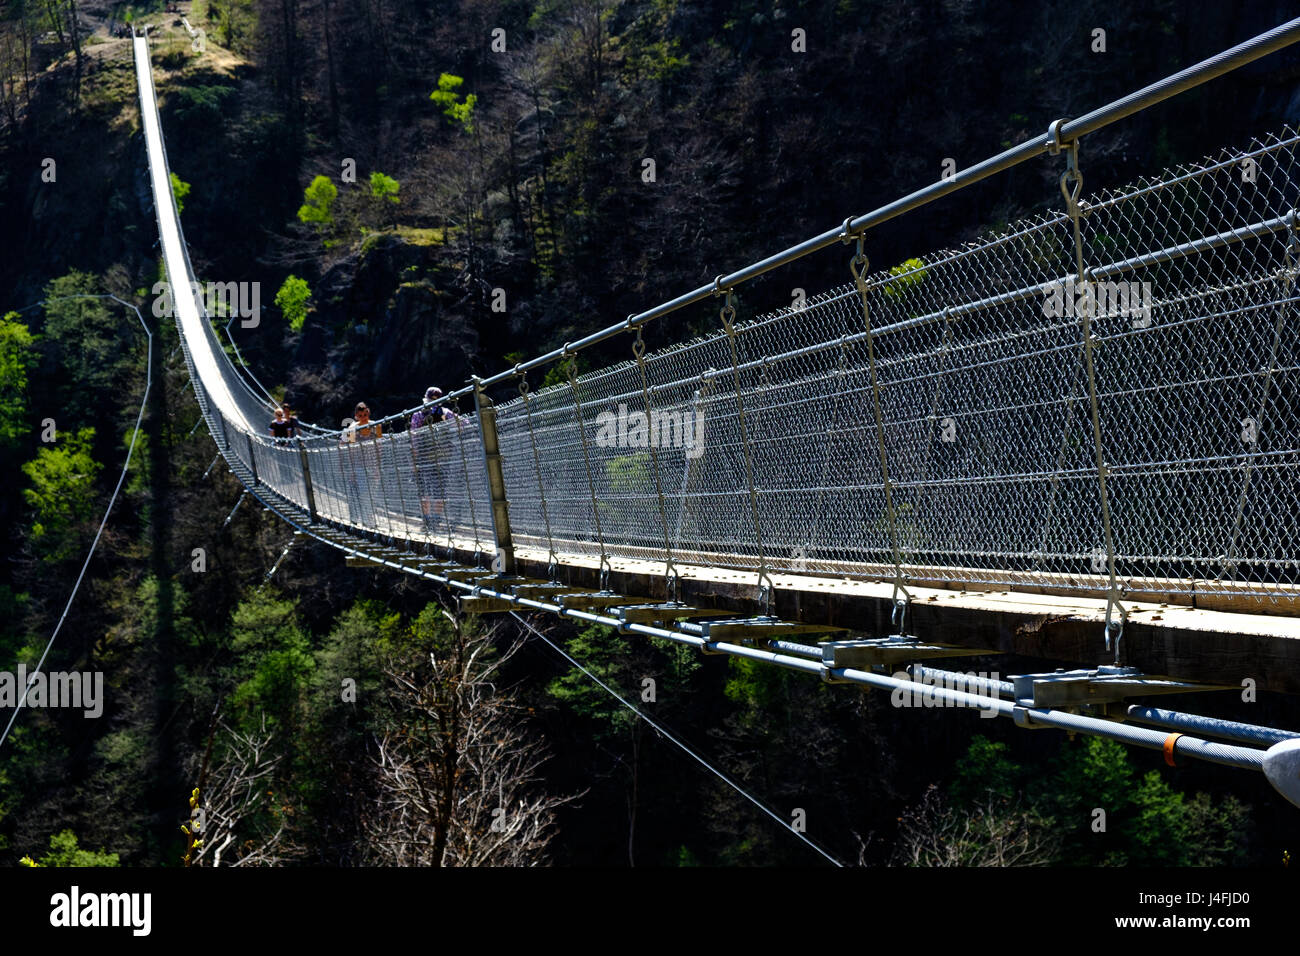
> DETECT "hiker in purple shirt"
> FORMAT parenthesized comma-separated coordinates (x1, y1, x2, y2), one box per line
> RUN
(410, 387, 455, 532)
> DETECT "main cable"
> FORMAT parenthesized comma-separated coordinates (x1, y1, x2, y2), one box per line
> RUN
(508, 611, 844, 867)
(0, 295, 152, 751)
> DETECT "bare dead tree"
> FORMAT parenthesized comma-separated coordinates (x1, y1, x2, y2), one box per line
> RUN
(501, 43, 561, 266)
(851, 829, 878, 867)
(362, 612, 578, 866)
(551, 0, 614, 102)
(891, 785, 1060, 867)
(0, 21, 29, 129)
(188, 713, 295, 867)
(64, 0, 81, 106)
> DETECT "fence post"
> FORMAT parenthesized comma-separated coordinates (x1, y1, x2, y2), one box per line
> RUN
(297, 438, 318, 523)
(473, 377, 515, 575)
(246, 433, 259, 486)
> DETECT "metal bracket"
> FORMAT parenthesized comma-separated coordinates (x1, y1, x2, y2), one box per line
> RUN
(508, 581, 574, 600)
(1010, 665, 1235, 710)
(820, 636, 991, 672)
(556, 591, 631, 610)
(458, 594, 518, 615)
(438, 567, 499, 583)
(613, 603, 731, 626)
(1012, 705, 1048, 730)
(481, 574, 531, 588)
(413, 560, 473, 574)
(1046, 118, 1069, 156)
(698, 616, 848, 644)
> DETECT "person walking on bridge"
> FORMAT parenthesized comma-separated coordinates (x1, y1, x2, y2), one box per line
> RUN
(341, 402, 383, 526)
(410, 387, 455, 533)
(269, 405, 301, 443)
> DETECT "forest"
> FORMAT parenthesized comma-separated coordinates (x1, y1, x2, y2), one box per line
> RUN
(2, 0, 1299, 867)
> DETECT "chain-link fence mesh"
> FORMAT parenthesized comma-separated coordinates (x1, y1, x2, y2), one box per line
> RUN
(177, 125, 1300, 609)
(491, 127, 1300, 606)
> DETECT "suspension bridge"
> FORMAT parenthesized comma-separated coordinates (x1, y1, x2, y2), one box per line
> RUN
(133, 21, 1300, 807)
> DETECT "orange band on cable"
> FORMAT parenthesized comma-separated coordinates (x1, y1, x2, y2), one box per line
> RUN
(1163, 733, 1184, 767)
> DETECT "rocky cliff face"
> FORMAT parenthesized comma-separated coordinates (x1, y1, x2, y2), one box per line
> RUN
(6, 1, 1300, 421)
(292, 232, 480, 424)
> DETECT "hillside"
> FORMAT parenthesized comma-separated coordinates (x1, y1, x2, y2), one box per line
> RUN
(2, 0, 1300, 870)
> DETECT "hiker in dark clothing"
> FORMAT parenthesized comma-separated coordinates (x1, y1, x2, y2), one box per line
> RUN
(280, 400, 302, 435)
(269, 406, 301, 442)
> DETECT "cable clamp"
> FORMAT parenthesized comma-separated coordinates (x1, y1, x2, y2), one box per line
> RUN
(1163, 732, 1184, 767)
(1047, 118, 1068, 156)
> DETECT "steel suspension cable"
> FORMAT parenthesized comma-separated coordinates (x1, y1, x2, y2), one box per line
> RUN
(631, 325, 680, 600)
(565, 355, 613, 588)
(1, 295, 152, 751)
(849, 237, 911, 624)
(517, 373, 561, 577)
(508, 611, 844, 866)
(1057, 132, 1128, 660)
(451, 398, 485, 562)
(717, 288, 774, 613)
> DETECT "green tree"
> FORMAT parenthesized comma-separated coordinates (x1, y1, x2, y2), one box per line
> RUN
(429, 73, 476, 133)
(884, 256, 927, 300)
(1043, 737, 1251, 866)
(120, 427, 150, 498)
(21, 426, 101, 560)
(41, 273, 132, 403)
(541, 355, 588, 390)
(938, 735, 1254, 867)
(367, 171, 400, 229)
(545, 621, 698, 736)
(23, 830, 119, 867)
(297, 175, 338, 233)
(948, 736, 1024, 805)
(170, 171, 191, 215)
(1125, 770, 1249, 866)
(309, 599, 396, 737)
(1034, 735, 1137, 864)
(228, 589, 315, 737)
(369, 171, 400, 204)
(0, 312, 36, 447)
(546, 623, 637, 736)
(274, 275, 312, 332)
(295, 600, 396, 859)
(723, 654, 785, 715)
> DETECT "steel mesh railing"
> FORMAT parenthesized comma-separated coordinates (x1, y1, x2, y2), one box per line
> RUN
(488, 128, 1300, 606)
(139, 25, 1300, 610)
(180, 128, 1300, 610)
